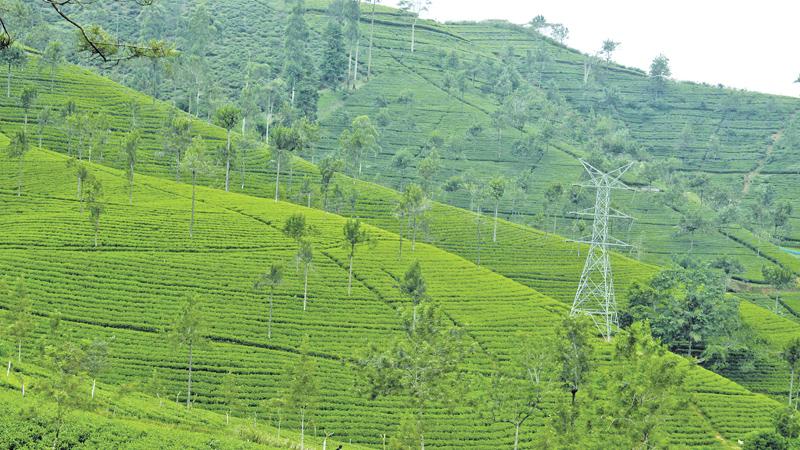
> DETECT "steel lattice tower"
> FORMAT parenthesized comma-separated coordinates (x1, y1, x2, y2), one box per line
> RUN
(570, 160, 634, 340)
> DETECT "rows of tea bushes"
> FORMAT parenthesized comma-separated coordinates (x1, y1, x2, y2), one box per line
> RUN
(0, 145, 784, 446)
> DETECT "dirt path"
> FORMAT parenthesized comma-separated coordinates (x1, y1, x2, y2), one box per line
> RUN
(743, 131, 780, 194)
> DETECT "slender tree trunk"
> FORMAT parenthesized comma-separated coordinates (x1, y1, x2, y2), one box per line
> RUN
(190, 172, 196, 238)
(493, 201, 499, 242)
(411, 18, 417, 53)
(275, 157, 281, 202)
(411, 215, 417, 251)
(6, 360, 10, 377)
(307, 193, 311, 208)
(368, 0, 376, 79)
(186, 342, 193, 408)
(268, 291, 273, 339)
(300, 409, 306, 450)
(347, 48, 353, 88)
(354, 39, 360, 88)
(17, 340, 21, 363)
(303, 264, 309, 311)
(17, 158, 23, 197)
(6, 66, 10, 98)
(129, 164, 134, 205)
(348, 253, 354, 296)
(790, 367, 795, 405)
(513, 424, 520, 450)
(225, 130, 231, 191)
(91, 378, 96, 400)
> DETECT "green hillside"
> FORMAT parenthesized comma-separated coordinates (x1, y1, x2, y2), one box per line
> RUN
(0, 141, 786, 448)
(1, 1, 800, 448)
(28, 0, 800, 281)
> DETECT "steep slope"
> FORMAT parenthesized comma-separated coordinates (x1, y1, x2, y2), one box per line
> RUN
(0, 47, 797, 416)
(0, 143, 785, 448)
(29, 0, 800, 280)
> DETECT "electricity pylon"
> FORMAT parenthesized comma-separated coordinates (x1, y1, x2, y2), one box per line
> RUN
(570, 159, 634, 341)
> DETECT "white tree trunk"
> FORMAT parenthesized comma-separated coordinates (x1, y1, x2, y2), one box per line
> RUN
(493, 202, 499, 242)
(91, 378, 96, 400)
(225, 131, 232, 192)
(513, 424, 520, 450)
(6, 360, 10, 377)
(275, 157, 281, 202)
(186, 343, 193, 409)
(303, 264, 309, 311)
(348, 254, 354, 296)
(268, 292, 273, 339)
(300, 409, 306, 450)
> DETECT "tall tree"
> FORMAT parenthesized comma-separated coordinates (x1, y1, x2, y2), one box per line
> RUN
(601, 39, 619, 63)
(7, 130, 29, 196)
(169, 294, 207, 409)
(782, 338, 800, 407)
(19, 85, 36, 130)
(339, 115, 380, 178)
(40, 41, 65, 92)
(254, 264, 284, 339)
(287, 337, 319, 450)
(180, 136, 210, 238)
(762, 266, 796, 313)
(0, 42, 25, 98)
(343, 219, 369, 296)
(400, 260, 428, 331)
(283, 1, 318, 120)
(555, 316, 594, 406)
(360, 299, 465, 449)
(488, 176, 506, 242)
(398, 183, 429, 255)
(124, 129, 141, 205)
(320, 19, 347, 90)
(296, 240, 314, 311)
(213, 105, 241, 192)
(164, 116, 193, 181)
(82, 338, 108, 400)
(271, 125, 301, 201)
(319, 157, 343, 210)
(343, 0, 361, 89)
(398, 0, 431, 53)
(85, 175, 104, 247)
(649, 54, 671, 98)
(5, 277, 32, 365)
(482, 334, 553, 450)
(366, 0, 380, 79)
(544, 183, 564, 233)
(36, 106, 53, 149)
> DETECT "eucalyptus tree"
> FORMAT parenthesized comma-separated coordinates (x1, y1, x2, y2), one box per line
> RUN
(7, 130, 29, 196)
(6, 277, 32, 366)
(398, 0, 431, 53)
(342, 0, 362, 89)
(360, 298, 466, 450)
(283, 1, 318, 119)
(124, 129, 141, 205)
(287, 337, 319, 450)
(319, 157, 343, 210)
(343, 219, 369, 296)
(488, 176, 506, 243)
(40, 41, 65, 92)
(601, 39, 619, 63)
(283, 213, 311, 246)
(85, 176, 104, 247)
(782, 338, 800, 406)
(164, 116, 193, 180)
(19, 86, 37, 130)
(649, 54, 671, 98)
(398, 183, 429, 255)
(339, 115, 380, 179)
(0, 42, 25, 97)
(366, 0, 381, 79)
(296, 240, 314, 311)
(82, 338, 108, 400)
(213, 104, 241, 191)
(36, 106, 53, 149)
(180, 136, 210, 238)
(320, 18, 347, 90)
(169, 294, 207, 409)
(255, 264, 284, 339)
(400, 261, 428, 330)
(763, 265, 796, 313)
(270, 125, 301, 201)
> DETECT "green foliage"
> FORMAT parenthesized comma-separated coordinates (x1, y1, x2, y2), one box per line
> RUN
(742, 430, 787, 450)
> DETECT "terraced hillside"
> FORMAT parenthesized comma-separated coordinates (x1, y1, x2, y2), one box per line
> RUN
(1, 49, 798, 413)
(31, 0, 800, 281)
(0, 141, 788, 448)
